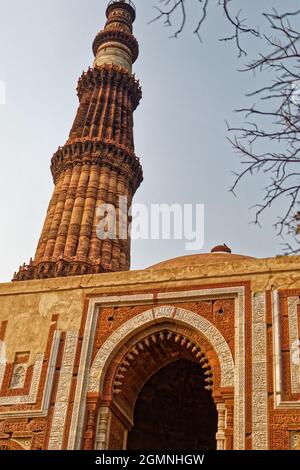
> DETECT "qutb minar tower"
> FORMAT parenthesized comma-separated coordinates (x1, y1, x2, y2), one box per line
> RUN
(1, 0, 300, 452)
(14, 0, 142, 281)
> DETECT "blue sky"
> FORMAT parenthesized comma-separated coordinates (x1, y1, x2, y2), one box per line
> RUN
(0, 0, 298, 281)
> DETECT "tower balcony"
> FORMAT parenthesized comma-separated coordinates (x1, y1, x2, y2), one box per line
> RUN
(106, 0, 136, 22)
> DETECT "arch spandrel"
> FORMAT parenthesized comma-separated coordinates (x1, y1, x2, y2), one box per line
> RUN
(88, 305, 234, 393)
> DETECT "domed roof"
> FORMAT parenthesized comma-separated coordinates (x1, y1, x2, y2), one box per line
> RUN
(148, 245, 254, 270)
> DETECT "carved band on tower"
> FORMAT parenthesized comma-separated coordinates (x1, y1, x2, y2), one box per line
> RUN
(14, 0, 143, 281)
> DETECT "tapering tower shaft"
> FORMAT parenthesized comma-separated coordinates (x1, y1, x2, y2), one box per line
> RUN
(14, 0, 142, 281)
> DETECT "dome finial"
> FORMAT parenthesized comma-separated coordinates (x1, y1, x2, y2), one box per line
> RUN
(211, 244, 232, 254)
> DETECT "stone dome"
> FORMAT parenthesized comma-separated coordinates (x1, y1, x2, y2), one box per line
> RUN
(148, 245, 254, 270)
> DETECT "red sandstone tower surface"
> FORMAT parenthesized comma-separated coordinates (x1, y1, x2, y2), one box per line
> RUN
(14, 0, 143, 281)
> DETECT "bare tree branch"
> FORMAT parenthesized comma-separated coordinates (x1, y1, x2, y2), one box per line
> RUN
(151, 0, 259, 55)
(151, 2, 300, 253)
(227, 9, 300, 252)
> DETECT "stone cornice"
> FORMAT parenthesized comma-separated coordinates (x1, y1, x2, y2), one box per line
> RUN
(8, 256, 300, 295)
(50, 138, 143, 190)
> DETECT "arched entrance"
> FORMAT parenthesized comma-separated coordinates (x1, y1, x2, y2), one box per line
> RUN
(84, 306, 235, 450)
(127, 359, 218, 450)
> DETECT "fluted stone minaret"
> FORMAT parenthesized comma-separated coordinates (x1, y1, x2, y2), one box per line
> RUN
(14, 0, 142, 281)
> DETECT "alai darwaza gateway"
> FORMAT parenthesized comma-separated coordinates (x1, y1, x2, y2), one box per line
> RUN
(0, 0, 300, 451)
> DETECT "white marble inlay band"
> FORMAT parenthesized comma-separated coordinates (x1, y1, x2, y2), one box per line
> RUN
(252, 293, 268, 450)
(48, 331, 78, 450)
(288, 297, 300, 394)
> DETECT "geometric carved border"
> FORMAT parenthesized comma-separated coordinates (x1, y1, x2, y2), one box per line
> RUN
(0, 355, 44, 406)
(288, 297, 300, 394)
(48, 331, 78, 450)
(273, 291, 300, 409)
(252, 292, 268, 449)
(0, 331, 60, 417)
(234, 289, 246, 451)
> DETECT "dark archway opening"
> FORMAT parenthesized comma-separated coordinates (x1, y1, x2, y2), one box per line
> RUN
(127, 359, 218, 450)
